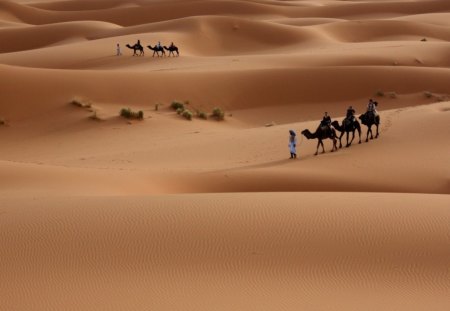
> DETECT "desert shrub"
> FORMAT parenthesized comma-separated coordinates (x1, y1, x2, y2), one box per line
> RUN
(197, 111, 207, 120)
(120, 108, 131, 118)
(436, 94, 449, 102)
(421, 38, 427, 42)
(182, 109, 193, 120)
(211, 107, 225, 120)
(424, 91, 433, 98)
(70, 97, 91, 108)
(90, 111, 101, 121)
(120, 108, 144, 120)
(375, 90, 385, 97)
(176, 107, 185, 115)
(0, 118, 5, 126)
(171, 101, 184, 110)
(386, 91, 397, 99)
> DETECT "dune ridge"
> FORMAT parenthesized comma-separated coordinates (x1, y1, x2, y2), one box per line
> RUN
(4, 0, 450, 26)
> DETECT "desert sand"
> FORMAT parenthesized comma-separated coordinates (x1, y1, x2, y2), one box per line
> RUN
(0, 0, 449, 310)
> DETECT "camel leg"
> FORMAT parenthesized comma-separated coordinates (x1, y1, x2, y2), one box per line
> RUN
(348, 131, 355, 147)
(321, 140, 325, 154)
(365, 128, 370, 142)
(331, 138, 336, 152)
(357, 127, 362, 144)
(315, 140, 320, 156)
(338, 132, 343, 148)
(375, 124, 379, 138)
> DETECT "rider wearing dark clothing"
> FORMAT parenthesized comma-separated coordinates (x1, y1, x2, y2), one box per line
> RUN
(320, 112, 332, 128)
(346, 106, 356, 122)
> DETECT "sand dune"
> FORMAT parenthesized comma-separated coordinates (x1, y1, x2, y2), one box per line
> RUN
(1, 193, 449, 311)
(0, 101, 448, 196)
(30, 0, 143, 11)
(319, 19, 450, 42)
(1, 0, 449, 310)
(0, 21, 120, 53)
(1, 63, 449, 120)
(4, 0, 450, 26)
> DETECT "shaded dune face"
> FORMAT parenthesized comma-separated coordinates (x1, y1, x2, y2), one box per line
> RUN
(0, 1, 449, 311)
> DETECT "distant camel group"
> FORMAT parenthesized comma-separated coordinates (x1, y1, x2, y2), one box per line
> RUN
(301, 111, 380, 156)
(125, 41, 180, 57)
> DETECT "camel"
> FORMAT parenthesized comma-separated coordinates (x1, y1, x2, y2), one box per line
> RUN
(147, 45, 165, 57)
(359, 112, 380, 142)
(164, 45, 179, 57)
(301, 126, 338, 155)
(331, 118, 361, 148)
(126, 43, 144, 56)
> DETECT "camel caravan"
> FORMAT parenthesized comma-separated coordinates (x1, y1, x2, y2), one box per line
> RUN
(300, 99, 380, 156)
(123, 39, 180, 57)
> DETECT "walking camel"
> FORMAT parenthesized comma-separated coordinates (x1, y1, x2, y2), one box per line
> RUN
(147, 45, 165, 57)
(164, 45, 179, 57)
(331, 119, 362, 148)
(359, 112, 380, 142)
(126, 43, 144, 56)
(301, 126, 338, 155)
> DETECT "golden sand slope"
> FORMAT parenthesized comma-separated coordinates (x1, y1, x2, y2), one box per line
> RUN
(0, 100, 448, 196)
(1, 193, 449, 311)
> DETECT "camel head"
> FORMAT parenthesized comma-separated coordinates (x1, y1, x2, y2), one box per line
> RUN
(331, 120, 339, 127)
(301, 129, 312, 138)
(126, 44, 132, 48)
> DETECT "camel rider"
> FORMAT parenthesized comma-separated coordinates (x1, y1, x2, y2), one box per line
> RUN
(367, 99, 378, 118)
(320, 112, 332, 130)
(137, 39, 141, 47)
(157, 41, 161, 49)
(346, 105, 356, 122)
(170, 42, 174, 48)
